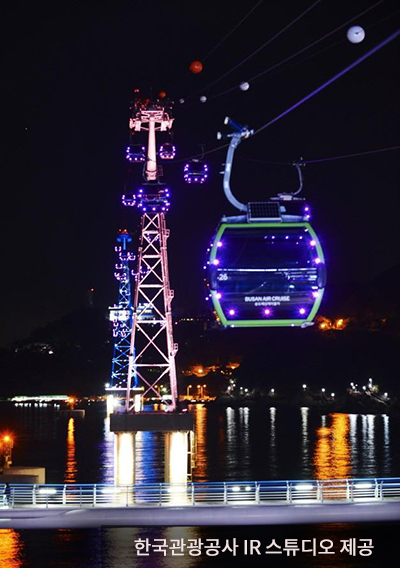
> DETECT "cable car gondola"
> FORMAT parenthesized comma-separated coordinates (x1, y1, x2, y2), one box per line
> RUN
(126, 144, 146, 162)
(183, 160, 208, 184)
(159, 143, 176, 160)
(206, 117, 326, 328)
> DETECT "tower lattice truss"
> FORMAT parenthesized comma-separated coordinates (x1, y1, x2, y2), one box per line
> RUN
(110, 233, 135, 390)
(127, 213, 178, 411)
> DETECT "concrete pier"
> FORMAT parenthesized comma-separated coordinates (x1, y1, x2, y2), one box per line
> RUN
(111, 412, 195, 486)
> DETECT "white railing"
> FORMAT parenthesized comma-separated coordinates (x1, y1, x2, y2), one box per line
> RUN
(1, 478, 400, 509)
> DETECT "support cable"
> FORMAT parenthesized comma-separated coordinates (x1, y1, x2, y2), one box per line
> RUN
(169, 1, 263, 93)
(187, 0, 322, 98)
(208, 0, 384, 101)
(176, 29, 400, 163)
(238, 145, 400, 166)
(253, 27, 400, 136)
(201, 0, 264, 61)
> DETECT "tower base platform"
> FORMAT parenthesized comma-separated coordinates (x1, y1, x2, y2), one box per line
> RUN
(110, 412, 194, 432)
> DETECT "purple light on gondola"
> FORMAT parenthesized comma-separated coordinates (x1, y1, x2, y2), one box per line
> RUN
(126, 145, 146, 162)
(159, 144, 176, 159)
(183, 161, 209, 184)
(122, 194, 136, 207)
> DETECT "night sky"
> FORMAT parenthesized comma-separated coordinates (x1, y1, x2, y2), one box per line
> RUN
(2, 0, 399, 346)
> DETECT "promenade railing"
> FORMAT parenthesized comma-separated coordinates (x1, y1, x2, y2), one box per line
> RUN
(1, 478, 400, 509)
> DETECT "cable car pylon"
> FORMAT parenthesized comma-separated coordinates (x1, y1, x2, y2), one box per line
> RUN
(108, 230, 136, 396)
(123, 99, 178, 412)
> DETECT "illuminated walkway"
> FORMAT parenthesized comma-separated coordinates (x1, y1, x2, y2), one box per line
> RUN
(1, 478, 399, 528)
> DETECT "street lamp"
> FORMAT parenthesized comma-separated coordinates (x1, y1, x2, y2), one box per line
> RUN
(0, 434, 14, 470)
(197, 384, 206, 398)
(186, 385, 192, 397)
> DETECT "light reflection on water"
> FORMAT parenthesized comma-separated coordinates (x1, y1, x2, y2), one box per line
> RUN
(269, 407, 277, 478)
(193, 404, 207, 482)
(64, 417, 77, 483)
(383, 414, 390, 476)
(100, 417, 114, 484)
(300, 407, 310, 477)
(6, 406, 398, 484)
(313, 413, 351, 480)
(101, 527, 201, 568)
(225, 406, 237, 480)
(102, 407, 398, 484)
(0, 529, 23, 567)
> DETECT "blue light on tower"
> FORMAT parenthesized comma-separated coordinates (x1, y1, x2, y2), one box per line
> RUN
(109, 230, 137, 389)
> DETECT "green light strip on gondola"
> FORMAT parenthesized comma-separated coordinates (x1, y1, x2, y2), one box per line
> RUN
(209, 222, 325, 328)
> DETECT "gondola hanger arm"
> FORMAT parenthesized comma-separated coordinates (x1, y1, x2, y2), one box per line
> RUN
(218, 117, 253, 212)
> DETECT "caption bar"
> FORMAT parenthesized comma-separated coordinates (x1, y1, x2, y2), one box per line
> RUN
(132, 537, 373, 557)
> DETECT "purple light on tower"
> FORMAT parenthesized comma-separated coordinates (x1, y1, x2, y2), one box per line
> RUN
(315, 257, 322, 264)
(216, 293, 222, 300)
(264, 308, 271, 316)
(229, 309, 235, 316)
(213, 259, 220, 266)
(217, 241, 223, 248)
(310, 240, 316, 247)
(312, 291, 319, 299)
(299, 308, 306, 315)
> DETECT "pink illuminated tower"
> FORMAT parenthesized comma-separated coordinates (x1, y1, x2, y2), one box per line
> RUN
(122, 99, 178, 412)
